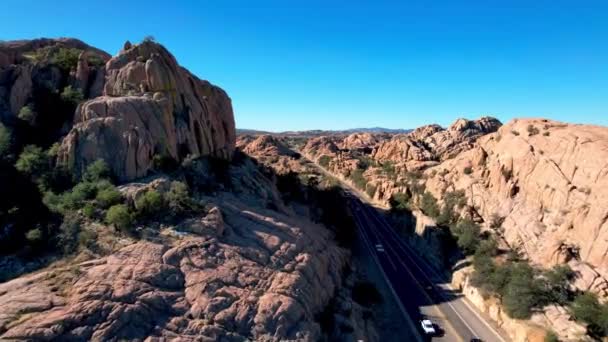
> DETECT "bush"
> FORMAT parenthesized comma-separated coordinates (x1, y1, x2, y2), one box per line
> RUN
(15, 145, 50, 179)
(135, 190, 165, 218)
(570, 292, 608, 337)
(541, 265, 575, 305)
(420, 192, 440, 218)
(57, 214, 81, 254)
(53, 48, 81, 70)
(527, 125, 540, 136)
(166, 181, 195, 213)
(352, 281, 383, 307)
(60, 85, 84, 104)
(0, 123, 11, 156)
(543, 131, 550, 137)
(502, 262, 541, 319)
(18, 106, 36, 124)
(26, 228, 43, 244)
(389, 192, 411, 213)
(511, 130, 520, 136)
(451, 219, 481, 255)
(366, 185, 377, 198)
(95, 186, 122, 209)
(83, 159, 111, 182)
(381, 161, 396, 178)
(544, 331, 559, 342)
(349, 169, 367, 190)
(463, 166, 473, 175)
(106, 204, 133, 232)
(83, 203, 96, 218)
(318, 155, 331, 168)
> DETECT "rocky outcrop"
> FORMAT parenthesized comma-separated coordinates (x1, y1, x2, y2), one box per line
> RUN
(238, 135, 297, 158)
(423, 118, 608, 295)
(0, 38, 109, 124)
(58, 41, 236, 181)
(0, 191, 347, 341)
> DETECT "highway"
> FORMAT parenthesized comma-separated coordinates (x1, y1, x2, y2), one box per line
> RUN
(347, 192, 509, 342)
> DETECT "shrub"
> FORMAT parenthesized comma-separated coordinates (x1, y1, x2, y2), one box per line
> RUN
(352, 281, 383, 307)
(366, 185, 377, 198)
(83, 159, 111, 182)
(18, 106, 36, 124)
(463, 166, 473, 175)
(511, 130, 520, 136)
(420, 192, 440, 218)
(0, 123, 11, 156)
(15, 145, 50, 178)
(95, 186, 122, 209)
(349, 169, 367, 190)
(543, 131, 551, 137)
(389, 192, 411, 213)
(105, 204, 133, 232)
(451, 219, 481, 254)
(26, 228, 43, 244)
(538, 265, 574, 305)
(57, 214, 81, 254)
(318, 155, 331, 168)
(502, 262, 541, 319)
(135, 190, 165, 218)
(60, 85, 84, 104)
(166, 181, 194, 213)
(544, 331, 559, 342)
(381, 161, 396, 178)
(527, 125, 540, 136)
(570, 292, 608, 337)
(53, 48, 81, 70)
(82, 203, 96, 218)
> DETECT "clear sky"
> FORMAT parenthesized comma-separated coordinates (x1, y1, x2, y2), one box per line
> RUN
(2, 1, 607, 131)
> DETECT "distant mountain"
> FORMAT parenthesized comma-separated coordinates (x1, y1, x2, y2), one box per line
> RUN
(236, 127, 412, 137)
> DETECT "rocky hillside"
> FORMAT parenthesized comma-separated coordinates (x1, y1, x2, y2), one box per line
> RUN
(301, 116, 608, 341)
(0, 38, 352, 342)
(424, 118, 608, 295)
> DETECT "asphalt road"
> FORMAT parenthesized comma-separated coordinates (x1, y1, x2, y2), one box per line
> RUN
(347, 193, 509, 342)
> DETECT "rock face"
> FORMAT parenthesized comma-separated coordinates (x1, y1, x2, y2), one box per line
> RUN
(58, 41, 236, 181)
(0, 38, 110, 125)
(0, 190, 346, 341)
(424, 118, 608, 295)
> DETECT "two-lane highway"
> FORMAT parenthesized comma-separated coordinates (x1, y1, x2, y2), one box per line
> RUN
(348, 193, 509, 342)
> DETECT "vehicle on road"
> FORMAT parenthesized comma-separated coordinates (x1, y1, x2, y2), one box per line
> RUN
(420, 319, 436, 335)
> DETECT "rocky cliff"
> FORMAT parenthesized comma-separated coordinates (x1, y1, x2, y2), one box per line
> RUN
(424, 118, 608, 296)
(58, 40, 236, 181)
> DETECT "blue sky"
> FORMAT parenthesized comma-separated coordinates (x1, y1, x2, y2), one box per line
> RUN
(2, 1, 607, 131)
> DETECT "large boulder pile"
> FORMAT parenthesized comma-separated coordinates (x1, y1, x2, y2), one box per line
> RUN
(58, 41, 236, 181)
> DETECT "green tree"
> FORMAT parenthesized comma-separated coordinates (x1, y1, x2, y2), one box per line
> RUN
(452, 219, 481, 255)
(541, 265, 575, 305)
(349, 169, 367, 190)
(106, 204, 133, 232)
(502, 262, 540, 319)
(420, 191, 440, 218)
(544, 331, 559, 342)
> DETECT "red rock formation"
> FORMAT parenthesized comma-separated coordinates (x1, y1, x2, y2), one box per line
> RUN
(58, 41, 236, 181)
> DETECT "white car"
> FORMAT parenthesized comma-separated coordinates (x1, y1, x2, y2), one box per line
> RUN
(420, 319, 436, 335)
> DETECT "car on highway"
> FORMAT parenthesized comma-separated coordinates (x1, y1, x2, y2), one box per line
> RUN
(420, 319, 436, 335)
